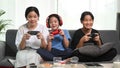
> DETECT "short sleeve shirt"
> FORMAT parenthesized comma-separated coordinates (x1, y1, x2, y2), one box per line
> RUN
(70, 28, 102, 50)
(15, 23, 49, 50)
(52, 30, 71, 51)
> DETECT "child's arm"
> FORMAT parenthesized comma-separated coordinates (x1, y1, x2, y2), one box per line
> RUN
(46, 34, 54, 51)
(47, 40, 52, 51)
(62, 35, 69, 48)
(59, 30, 69, 48)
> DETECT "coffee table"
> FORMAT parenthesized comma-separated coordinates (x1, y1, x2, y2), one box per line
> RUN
(100, 63, 113, 68)
(27, 62, 113, 68)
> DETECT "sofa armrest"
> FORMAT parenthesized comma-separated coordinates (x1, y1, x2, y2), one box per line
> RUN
(0, 41, 5, 61)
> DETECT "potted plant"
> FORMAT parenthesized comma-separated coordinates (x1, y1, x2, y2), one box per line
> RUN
(0, 9, 11, 41)
(0, 9, 11, 34)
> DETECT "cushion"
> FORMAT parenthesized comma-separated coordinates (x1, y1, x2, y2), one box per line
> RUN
(77, 42, 114, 57)
(6, 29, 18, 57)
(100, 42, 114, 55)
(78, 44, 100, 57)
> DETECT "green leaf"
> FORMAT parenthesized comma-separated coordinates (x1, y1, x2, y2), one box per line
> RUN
(0, 9, 5, 17)
(0, 20, 11, 31)
(0, 9, 11, 33)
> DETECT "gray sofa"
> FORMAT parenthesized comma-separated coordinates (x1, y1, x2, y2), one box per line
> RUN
(0, 29, 120, 66)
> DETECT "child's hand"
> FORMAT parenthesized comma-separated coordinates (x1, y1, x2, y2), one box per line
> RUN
(36, 32, 44, 39)
(59, 30, 65, 36)
(81, 33, 91, 42)
(93, 33, 100, 42)
(48, 34, 54, 41)
(22, 33, 31, 40)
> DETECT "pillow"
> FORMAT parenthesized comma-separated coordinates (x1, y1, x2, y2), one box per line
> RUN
(77, 42, 114, 57)
(78, 45, 100, 57)
(99, 42, 114, 55)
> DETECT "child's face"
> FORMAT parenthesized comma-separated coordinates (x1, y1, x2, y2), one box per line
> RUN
(49, 17, 59, 30)
(27, 11, 39, 26)
(82, 15, 93, 30)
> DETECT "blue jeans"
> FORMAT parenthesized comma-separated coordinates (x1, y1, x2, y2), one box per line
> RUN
(37, 48, 72, 61)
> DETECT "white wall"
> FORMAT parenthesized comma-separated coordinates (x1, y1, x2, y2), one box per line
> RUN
(0, 0, 15, 29)
(0, 0, 15, 41)
(0, 0, 117, 30)
(0, 0, 56, 41)
(15, 0, 56, 28)
(0, 0, 118, 41)
(58, 0, 117, 30)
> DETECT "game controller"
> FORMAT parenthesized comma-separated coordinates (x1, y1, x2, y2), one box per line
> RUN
(27, 31, 39, 35)
(89, 33, 98, 38)
(29, 64, 37, 68)
(85, 63, 103, 68)
(50, 29, 61, 35)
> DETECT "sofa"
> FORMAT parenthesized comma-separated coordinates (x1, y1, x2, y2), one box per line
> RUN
(0, 29, 120, 67)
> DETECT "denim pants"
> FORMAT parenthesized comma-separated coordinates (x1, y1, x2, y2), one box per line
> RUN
(37, 48, 72, 61)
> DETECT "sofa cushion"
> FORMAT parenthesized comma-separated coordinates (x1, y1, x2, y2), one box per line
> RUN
(5, 29, 18, 57)
(0, 57, 13, 66)
(0, 41, 5, 61)
(99, 30, 119, 43)
(99, 30, 120, 54)
(100, 42, 114, 54)
(78, 45, 100, 57)
(77, 42, 114, 57)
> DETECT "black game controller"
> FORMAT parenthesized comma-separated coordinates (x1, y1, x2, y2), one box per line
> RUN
(85, 63, 103, 67)
(89, 33, 98, 38)
(29, 64, 37, 68)
(27, 31, 39, 35)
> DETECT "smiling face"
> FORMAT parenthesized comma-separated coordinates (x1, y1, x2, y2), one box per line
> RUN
(82, 15, 93, 30)
(49, 16, 59, 30)
(27, 11, 39, 26)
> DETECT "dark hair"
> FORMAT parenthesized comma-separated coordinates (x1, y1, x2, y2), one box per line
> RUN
(25, 6, 40, 19)
(80, 11, 94, 22)
(46, 14, 63, 28)
(48, 14, 61, 24)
